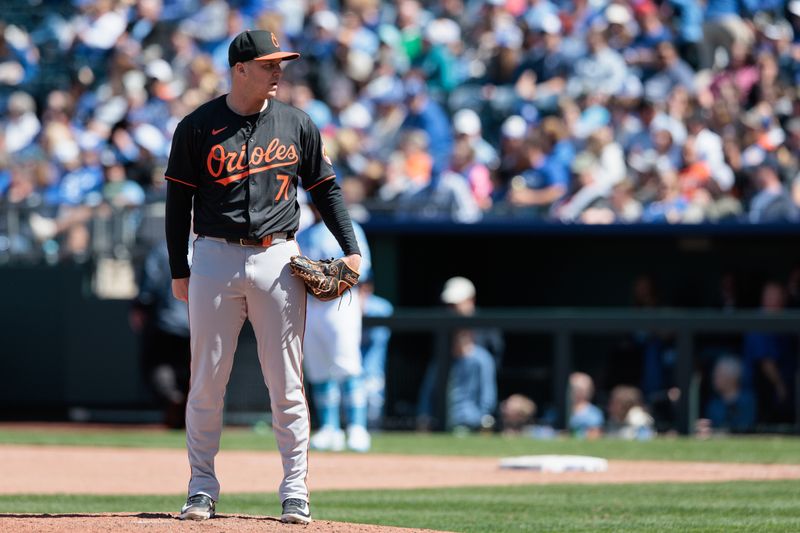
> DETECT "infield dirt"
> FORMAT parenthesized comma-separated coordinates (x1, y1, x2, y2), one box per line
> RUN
(3, 444, 800, 532)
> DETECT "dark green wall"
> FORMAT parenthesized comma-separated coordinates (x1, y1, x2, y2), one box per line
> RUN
(0, 264, 142, 413)
(367, 225, 800, 309)
(2, 225, 799, 419)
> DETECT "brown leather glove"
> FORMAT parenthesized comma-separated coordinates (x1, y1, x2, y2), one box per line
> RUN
(289, 256, 360, 301)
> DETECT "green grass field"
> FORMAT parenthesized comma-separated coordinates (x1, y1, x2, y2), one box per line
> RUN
(3, 482, 800, 532)
(1, 426, 799, 463)
(2, 427, 800, 532)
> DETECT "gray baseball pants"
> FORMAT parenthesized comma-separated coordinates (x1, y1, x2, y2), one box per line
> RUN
(185, 235, 309, 503)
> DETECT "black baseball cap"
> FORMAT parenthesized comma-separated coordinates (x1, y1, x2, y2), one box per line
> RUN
(228, 30, 300, 67)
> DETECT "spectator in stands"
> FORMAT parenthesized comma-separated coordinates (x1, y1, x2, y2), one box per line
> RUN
(126, 0, 177, 55)
(677, 135, 714, 204)
(0, 21, 38, 99)
(568, 372, 604, 439)
(441, 276, 505, 361)
(742, 281, 797, 425)
(703, 356, 756, 433)
(625, 0, 673, 79)
(289, 80, 333, 131)
(578, 178, 644, 224)
(208, 9, 249, 74)
(482, 21, 525, 90)
(684, 109, 735, 193)
(400, 76, 452, 177)
(701, 0, 757, 71)
(299, 9, 340, 100)
(606, 384, 656, 440)
(363, 74, 406, 162)
(448, 136, 494, 212)
(643, 41, 696, 103)
(748, 159, 796, 223)
(101, 153, 146, 208)
(514, 13, 570, 114)
(556, 124, 626, 221)
(177, 0, 229, 53)
(606, 274, 681, 431)
(500, 393, 537, 434)
(708, 41, 758, 106)
(495, 114, 530, 188)
(541, 115, 576, 178)
(3, 90, 39, 154)
(567, 24, 629, 98)
(5, 146, 50, 207)
(506, 131, 569, 215)
(386, 129, 431, 196)
(451, 108, 499, 170)
(417, 276, 504, 431)
(69, 0, 128, 74)
(3, 0, 800, 262)
(415, 18, 461, 103)
(666, 0, 704, 70)
(446, 329, 497, 432)
(500, 392, 558, 438)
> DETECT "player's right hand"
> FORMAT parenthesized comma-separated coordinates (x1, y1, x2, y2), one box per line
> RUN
(172, 277, 190, 302)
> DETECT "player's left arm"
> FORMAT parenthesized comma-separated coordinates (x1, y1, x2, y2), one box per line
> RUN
(307, 179, 361, 273)
(299, 116, 361, 271)
(352, 223, 371, 278)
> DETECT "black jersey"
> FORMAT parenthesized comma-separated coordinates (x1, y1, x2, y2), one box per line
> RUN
(164, 95, 359, 278)
(166, 95, 334, 238)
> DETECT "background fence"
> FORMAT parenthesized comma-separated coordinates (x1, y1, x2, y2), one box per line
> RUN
(3, 207, 800, 432)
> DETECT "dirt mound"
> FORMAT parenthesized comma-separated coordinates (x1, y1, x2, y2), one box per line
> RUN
(0, 513, 444, 533)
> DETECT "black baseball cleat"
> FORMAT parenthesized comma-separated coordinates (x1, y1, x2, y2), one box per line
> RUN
(281, 498, 312, 524)
(179, 494, 216, 520)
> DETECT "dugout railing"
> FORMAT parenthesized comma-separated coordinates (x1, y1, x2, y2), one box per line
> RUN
(364, 309, 800, 435)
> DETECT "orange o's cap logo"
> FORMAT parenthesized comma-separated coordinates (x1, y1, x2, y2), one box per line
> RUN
(271, 32, 280, 48)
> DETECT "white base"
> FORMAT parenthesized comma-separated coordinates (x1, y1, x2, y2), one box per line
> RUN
(499, 455, 609, 473)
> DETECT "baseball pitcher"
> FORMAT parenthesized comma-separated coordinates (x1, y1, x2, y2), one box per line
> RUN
(165, 30, 361, 524)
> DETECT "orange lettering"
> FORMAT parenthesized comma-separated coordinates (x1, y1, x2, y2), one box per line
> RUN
(208, 138, 300, 186)
(275, 174, 290, 201)
(251, 146, 264, 165)
(265, 138, 279, 162)
(235, 144, 248, 171)
(225, 150, 238, 173)
(207, 144, 227, 177)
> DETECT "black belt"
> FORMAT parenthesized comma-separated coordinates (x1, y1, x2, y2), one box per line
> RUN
(204, 232, 294, 247)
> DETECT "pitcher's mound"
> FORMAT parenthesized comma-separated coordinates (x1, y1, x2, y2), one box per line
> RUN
(0, 513, 447, 533)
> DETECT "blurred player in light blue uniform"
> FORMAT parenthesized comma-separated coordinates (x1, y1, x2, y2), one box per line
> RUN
(358, 278, 393, 429)
(296, 210, 372, 451)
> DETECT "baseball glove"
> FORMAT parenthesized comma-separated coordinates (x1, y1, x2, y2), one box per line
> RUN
(289, 256, 360, 301)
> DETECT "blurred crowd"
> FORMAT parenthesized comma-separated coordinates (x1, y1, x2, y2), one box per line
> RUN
(2, 0, 800, 261)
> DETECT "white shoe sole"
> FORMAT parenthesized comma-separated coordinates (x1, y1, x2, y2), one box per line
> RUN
(179, 509, 214, 520)
(281, 513, 312, 524)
